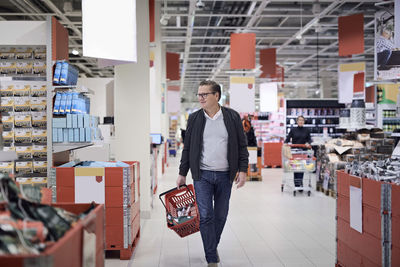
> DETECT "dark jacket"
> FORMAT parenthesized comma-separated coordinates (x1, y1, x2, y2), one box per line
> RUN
(179, 106, 249, 182)
(284, 126, 311, 144)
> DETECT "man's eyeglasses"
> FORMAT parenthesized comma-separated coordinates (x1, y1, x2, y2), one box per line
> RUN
(196, 92, 215, 99)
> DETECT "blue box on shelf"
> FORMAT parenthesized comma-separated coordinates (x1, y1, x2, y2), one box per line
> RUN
(74, 129, 79, 142)
(77, 114, 84, 128)
(85, 128, 92, 142)
(53, 118, 67, 128)
(63, 129, 68, 143)
(53, 128, 58, 143)
(58, 128, 63, 142)
(66, 114, 72, 128)
(68, 129, 74, 142)
(72, 114, 78, 128)
(83, 114, 90, 128)
(79, 128, 85, 142)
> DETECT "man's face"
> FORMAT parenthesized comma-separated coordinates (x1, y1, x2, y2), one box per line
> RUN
(383, 31, 391, 39)
(297, 117, 305, 127)
(197, 85, 219, 110)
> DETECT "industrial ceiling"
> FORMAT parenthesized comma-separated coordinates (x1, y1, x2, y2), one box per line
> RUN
(0, 0, 389, 105)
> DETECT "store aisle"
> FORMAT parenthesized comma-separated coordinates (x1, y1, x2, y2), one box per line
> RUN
(106, 155, 336, 267)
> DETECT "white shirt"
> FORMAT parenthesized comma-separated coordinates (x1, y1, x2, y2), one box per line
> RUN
(203, 106, 222, 121)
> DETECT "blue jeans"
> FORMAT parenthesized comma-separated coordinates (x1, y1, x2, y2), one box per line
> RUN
(294, 172, 304, 187)
(194, 170, 232, 263)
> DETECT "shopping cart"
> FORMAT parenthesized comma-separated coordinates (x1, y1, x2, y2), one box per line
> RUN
(282, 144, 316, 196)
(159, 184, 200, 237)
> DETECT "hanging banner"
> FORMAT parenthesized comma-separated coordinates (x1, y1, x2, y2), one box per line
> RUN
(82, 0, 137, 62)
(167, 90, 180, 114)
(259, 48, 276, 77)
(229, 76, 255, 113)
(353, 72, 365, 99)
(259, 83, 278, 112)
(375, 3, 400, 80)
(166, 53, 180, 81)
(338, 62, 365, 103)
(230, 33, 256, 69)
(338, 13, 364, 57)
(377, 84, 399, 104)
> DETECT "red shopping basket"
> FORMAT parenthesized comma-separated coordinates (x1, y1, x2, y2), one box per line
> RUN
(159, 184, 200, 238)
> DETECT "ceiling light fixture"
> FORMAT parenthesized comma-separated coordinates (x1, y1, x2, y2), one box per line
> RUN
(196, 0, 205, 10)
(72, 49, 79, 55)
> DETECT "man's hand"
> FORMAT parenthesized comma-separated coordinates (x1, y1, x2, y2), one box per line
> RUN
(176, 175, 186, 189)
(235, 172, 246, 189)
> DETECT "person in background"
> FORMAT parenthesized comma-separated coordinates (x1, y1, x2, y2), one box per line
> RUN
(242, 116, 257, 147)
(176, 80, 248, 267)
(377, 27, 396, 70)
(284, 115, 311, 189)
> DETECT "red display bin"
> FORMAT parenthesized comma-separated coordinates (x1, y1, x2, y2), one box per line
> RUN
(337, 171, 398, 267)
(263, 142, 283, 167)
(0, 203, 105, 267)
(54, 161, 141, 260)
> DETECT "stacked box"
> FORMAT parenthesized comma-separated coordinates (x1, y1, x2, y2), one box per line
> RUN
(53, 161, 141, 251)
(336, 171, 396, 267)
(52, 114, 101, 143)
(317, 134, 396, 195)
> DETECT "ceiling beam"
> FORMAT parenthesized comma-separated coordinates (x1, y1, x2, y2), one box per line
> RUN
(277, 0, 341, 52)
(287, 19, 375, 72)
(180, 0, 197, 93)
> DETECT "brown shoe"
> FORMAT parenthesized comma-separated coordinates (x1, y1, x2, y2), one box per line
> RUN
(207, 263, 218, 267)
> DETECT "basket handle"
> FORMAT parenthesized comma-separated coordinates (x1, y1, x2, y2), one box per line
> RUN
(159, 184, 193, 211)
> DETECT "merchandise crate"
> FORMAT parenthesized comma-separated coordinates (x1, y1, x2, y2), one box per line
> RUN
(51, 161, 140, 260)
(0, 203, 105, 267)
(262, 142, 282, 168)
(336, 171, 398, 267)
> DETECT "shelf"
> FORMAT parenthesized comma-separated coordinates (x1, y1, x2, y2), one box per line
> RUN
(52, 85, 94, 94)
(383, 117, 400, 121)
(287, 124, 339, 128)
(53, 143, 93, 153)
(391, 132, 400, 137)
(336, 125, 376, 131)
(286, 115, 339, 119)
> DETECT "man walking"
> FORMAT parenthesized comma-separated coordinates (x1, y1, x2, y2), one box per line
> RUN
(176, 80, 249, 267)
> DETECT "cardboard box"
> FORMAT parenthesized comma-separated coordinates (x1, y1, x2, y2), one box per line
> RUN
(58, 129, 63, 142)
(72, 114, 78, 128)
(53, 118, 67, 128)
(77, 114, 84, 128)
(53, 127, 58, 142)
(74, 129, 79, 142)
(84, 114, 90, 128)
(79, 128, 85, 142)
(68, 129, 74, 142)
(66, 114, 72, 128)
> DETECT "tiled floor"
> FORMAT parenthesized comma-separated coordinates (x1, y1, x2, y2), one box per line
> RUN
(106, 155, 336, 267)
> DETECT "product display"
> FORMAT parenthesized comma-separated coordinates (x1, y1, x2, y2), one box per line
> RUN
(285, 99, 346, 138)
(0, 46, 48, 195)
(53, 61, 78, 86)
(52, 114, 101, 143)
(0, 174, 92, 255)
(51, 161, 140, 260)
(315, 129, 395, 194)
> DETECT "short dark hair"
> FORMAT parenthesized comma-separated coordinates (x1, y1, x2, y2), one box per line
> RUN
(199, 80, 221, 101)
(297, 115, 305, 121)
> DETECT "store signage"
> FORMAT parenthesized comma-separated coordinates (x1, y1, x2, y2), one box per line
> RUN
(82, 0, 137, 63)
(374, 2, 400, 80)
(230, 33, 256, 69)
(229, 76, 255, 113)
(338, 13, 364, 57)
(338, 62, 365, 104)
